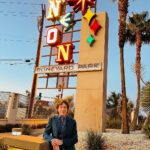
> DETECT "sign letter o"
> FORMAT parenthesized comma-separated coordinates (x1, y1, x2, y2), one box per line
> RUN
(46, 28, 61, 46)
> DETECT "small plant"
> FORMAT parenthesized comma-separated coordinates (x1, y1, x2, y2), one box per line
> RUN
(37, 124, 43, 129)
(0, 125, 5, 133)
(143, 124, 150, 138)
(21, 124, 31, 135)
(86, 130, 105, 150)
(31, 124, 37, 129)
(14, 124, 22, 128)
(40, 123, 47, 128)
(0, 142, 8, 150)
(5, 124, 15, 132)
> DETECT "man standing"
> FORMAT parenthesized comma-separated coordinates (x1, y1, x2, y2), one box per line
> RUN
(43, 100, 78, 150)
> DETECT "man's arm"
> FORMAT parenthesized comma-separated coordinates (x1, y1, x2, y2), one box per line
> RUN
(43, 118, 54, 142)
(63, 120, 78, 147)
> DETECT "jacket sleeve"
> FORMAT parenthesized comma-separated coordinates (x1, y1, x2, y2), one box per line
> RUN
(43, 118, 54, 142)
(63, 120, 78, 147)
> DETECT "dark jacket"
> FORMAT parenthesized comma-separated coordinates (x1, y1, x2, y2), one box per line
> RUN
(43, 115, 78, 150)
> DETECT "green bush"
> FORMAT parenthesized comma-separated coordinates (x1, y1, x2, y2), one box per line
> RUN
(0, 125, 6, 133)
(143, 124, 150, 138)
(21, 124, 31, 135)
(86, 130, 105, 150)
(37, 124, 43, 129)
(0, 124, 22, 133)
(40, 123, 47, 128)
(14, 124, 22, 128)
(31, 124, 37, 129)
(106, 118, 121, 129)
(5, 124, 15, 132)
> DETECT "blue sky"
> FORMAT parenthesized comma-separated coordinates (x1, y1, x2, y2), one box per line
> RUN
(0, 0, 149, 103)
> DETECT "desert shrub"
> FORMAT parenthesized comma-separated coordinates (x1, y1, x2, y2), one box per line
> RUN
(0, 125, 5, 133)
(106, 118, 121, 129)
(5, 124, 15, 132)
(143, 124, 150, 138)
(21, 124, 31, 135)
(14, 124, 22, 128)
(0, 124, 23, 133)
(31, 124, 37, 129)
(86, 130, 105, 150)
(40, 123, 47, 128)
(37, 124, 43, 129)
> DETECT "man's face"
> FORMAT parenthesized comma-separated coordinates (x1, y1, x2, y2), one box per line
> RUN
(57, 103, 68, 116)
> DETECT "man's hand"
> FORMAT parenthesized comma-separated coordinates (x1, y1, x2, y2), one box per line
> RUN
(51, 139, 57, 147)
(55, 139, 63, 145)
(51, 139, 63, 146)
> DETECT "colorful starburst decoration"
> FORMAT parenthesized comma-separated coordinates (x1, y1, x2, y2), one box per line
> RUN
(67, 0, 96, 15)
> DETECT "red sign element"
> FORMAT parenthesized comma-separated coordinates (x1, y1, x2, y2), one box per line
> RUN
(67, 0, 95, 15)
(90, 19, 101, 35)
(46, 27, 61, 46)
(55, 43, 74, 64)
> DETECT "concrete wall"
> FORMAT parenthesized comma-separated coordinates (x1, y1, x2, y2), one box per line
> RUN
(75, 12, 109, 132)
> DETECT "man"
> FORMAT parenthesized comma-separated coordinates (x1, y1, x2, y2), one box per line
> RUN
(43, 100, 78, 150)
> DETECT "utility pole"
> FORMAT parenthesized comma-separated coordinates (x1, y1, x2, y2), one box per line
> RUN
(28, 4, 46, 118)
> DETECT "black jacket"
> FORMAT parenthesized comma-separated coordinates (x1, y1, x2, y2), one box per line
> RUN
(43, 115, 78, 150)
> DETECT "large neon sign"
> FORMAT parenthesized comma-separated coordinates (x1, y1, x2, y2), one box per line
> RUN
(46, 0, 101, 64)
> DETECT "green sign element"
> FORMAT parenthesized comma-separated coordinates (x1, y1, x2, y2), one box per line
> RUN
(87, 34, 95, 46)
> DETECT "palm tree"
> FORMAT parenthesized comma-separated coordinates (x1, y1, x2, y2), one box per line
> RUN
(141, 82, 150, 126)
(125, 12, 150, 130)
(112, 0, 129, 133)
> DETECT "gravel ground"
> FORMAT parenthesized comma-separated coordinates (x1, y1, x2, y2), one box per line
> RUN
(76, 129, 150, 150)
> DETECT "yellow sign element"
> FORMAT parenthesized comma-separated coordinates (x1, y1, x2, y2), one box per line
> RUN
(47, 0, 65, 21)
(83, 7, 96, 25)
(55, 43, 73, 63)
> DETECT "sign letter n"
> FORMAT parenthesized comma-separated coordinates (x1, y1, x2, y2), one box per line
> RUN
(55, 43, 73, 64)
(47, 0, 63, 21)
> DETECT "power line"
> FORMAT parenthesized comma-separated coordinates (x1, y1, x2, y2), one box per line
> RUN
(0, 10, 41, 17)
(0, 62, 35, 66)
(0, 11, 40, 15)
(0, 14, 40, 18)
(0, 58, 35, 65)
(0, 1, 44, 6)
(0, 38, 38, 43)
(0, 58, 34, 62)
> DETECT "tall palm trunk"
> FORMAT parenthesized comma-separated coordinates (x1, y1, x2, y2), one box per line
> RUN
(118, 0, 129, 133)
(130, 32, 142, 131)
